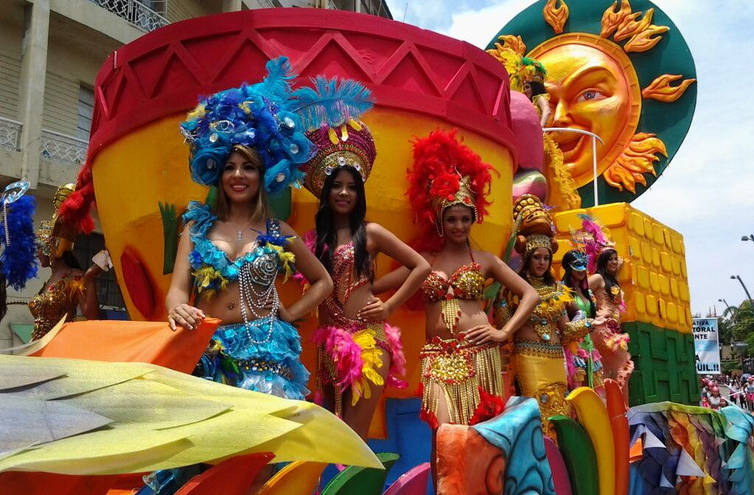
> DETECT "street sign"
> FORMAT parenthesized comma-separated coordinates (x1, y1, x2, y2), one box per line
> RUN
(692, 318, 721, 374)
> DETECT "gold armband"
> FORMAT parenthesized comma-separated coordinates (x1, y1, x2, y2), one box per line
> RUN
(561, 319, 591, 344)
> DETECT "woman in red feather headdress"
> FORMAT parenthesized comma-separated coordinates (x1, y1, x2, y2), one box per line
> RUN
(376, 130, 538, 469)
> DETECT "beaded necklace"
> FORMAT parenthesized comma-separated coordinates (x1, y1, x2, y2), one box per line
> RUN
(528, 278, 572, 342)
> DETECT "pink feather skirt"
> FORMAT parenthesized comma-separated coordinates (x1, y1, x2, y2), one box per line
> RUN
(313, 319, 406, 417)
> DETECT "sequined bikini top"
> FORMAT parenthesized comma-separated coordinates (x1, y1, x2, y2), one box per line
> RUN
(421, 251, 485, 303)
(182, 202, 295, 297)
(593, 283, 622, 320)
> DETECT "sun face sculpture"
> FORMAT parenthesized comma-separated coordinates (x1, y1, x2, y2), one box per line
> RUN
(489, 0, 696, 205)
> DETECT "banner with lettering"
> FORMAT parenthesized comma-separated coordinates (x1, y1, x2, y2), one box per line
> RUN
(692, 318, 721, 374)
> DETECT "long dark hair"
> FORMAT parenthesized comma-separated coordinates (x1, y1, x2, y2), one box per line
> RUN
(561, 249, 596, 318)
(518, 248, 555, 286)
(314, 166, 372, 280)
(595, 248, 620, 299)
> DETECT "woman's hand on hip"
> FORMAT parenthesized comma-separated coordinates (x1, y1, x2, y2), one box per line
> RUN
(278, 304, 295, 324)
(357, 296, 392, 322)
(462, 324, 509, 344)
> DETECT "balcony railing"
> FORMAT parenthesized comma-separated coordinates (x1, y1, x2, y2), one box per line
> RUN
(0, 117, 22, 153)
(41, 129, 88, 165)
(90, 0, 169, 32)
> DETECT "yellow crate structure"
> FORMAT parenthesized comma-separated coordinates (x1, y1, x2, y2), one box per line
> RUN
(551, 203, 691, 334)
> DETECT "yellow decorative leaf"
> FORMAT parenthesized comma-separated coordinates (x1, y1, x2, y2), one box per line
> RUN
(625, 24, 670, 53)
(603, 133, 666, 193)
(599, 1, 669, 53)
(614, 8, 653, 41)
(0, 355, 381, 474)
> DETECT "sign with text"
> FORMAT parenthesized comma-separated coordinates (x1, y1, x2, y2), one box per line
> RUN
(692, 318, 721, 374)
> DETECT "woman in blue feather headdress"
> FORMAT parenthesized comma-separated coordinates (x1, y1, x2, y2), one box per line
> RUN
(143, 58, 334, 495)
(165, 57, 333, 402)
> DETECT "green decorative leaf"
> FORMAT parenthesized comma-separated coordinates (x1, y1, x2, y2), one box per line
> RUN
(159, 202, 180, 275)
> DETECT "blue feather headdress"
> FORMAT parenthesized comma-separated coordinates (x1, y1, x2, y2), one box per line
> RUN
(0, 194, 38, 290)
(293, 76, 375, 197)
(180, 57, 313, 194)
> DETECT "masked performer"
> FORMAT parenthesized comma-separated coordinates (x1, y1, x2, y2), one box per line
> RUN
(31, 183, 101, 341)
(496, 195, 602, 437)
(561, 248, 604, 392)
(166, 58, 333, 401)
(293, 77, 430, 440)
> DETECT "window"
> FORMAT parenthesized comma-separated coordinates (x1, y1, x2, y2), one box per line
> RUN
(77, 85, 94, 142)
(142, 0, 167, 15)
(73, 233, 127, 314)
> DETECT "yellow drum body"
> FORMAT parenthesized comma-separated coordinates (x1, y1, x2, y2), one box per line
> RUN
(85, 9, 519, 435)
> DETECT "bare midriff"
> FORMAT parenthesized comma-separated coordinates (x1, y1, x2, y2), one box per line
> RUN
(515, 323, 563, 346)
(196, 280, 275, 324)
(425, 299, 490, 341)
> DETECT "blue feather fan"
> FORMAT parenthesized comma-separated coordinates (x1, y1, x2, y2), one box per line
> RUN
(0, 195, 38, 290)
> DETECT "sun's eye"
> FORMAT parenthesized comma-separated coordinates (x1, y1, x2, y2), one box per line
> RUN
(577, 89, 606, 102)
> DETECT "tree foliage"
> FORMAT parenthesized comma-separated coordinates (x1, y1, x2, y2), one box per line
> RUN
(722, 300, 754, 357)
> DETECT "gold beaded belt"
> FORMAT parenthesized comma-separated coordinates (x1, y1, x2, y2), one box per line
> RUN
(514, 340, 565, 358)
(237, 358, 293, 381)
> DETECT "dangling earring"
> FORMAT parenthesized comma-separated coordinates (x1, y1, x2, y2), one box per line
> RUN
(435, 219, 444, 237)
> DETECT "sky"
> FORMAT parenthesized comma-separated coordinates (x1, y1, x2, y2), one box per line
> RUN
(384, 0, 754, 317)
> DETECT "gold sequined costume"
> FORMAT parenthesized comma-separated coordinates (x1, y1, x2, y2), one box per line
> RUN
(406, 130, 503, 428)
(503, 195, 591, 438)
(31, 183, 86, 340)
(498, 280, 590, 437)
(419, 338, 504, 427)
(29, 273, 84, 340)
(418, 249, 503, 427)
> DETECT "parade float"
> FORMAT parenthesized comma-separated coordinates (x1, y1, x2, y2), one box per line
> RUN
(2, 1, 754, 494)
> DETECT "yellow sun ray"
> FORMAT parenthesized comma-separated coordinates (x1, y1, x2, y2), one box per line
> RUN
(642, 74, 696, 102)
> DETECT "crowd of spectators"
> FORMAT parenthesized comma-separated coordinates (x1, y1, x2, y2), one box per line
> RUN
(699, 374, 754, 411)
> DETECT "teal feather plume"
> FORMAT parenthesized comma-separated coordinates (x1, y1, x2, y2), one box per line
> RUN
(294, 76, 374, 131)
(260, 57, 296, 103)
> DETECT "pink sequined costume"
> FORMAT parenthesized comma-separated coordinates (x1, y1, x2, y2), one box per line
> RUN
(311, 236, 406, 417)
(591, 284, 633, 391)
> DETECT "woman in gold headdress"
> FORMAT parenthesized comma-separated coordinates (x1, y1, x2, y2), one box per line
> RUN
(373, 130, 538, 487)
(496, 195, 603, 437)
(31, 184, 101, 340)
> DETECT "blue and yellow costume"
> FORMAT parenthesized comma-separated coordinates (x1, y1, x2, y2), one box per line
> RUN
(139, 57, 313, 494)
(185, 202, 309, 400)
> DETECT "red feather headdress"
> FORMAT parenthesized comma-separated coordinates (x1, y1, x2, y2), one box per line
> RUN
(406, 129, 494, 252)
